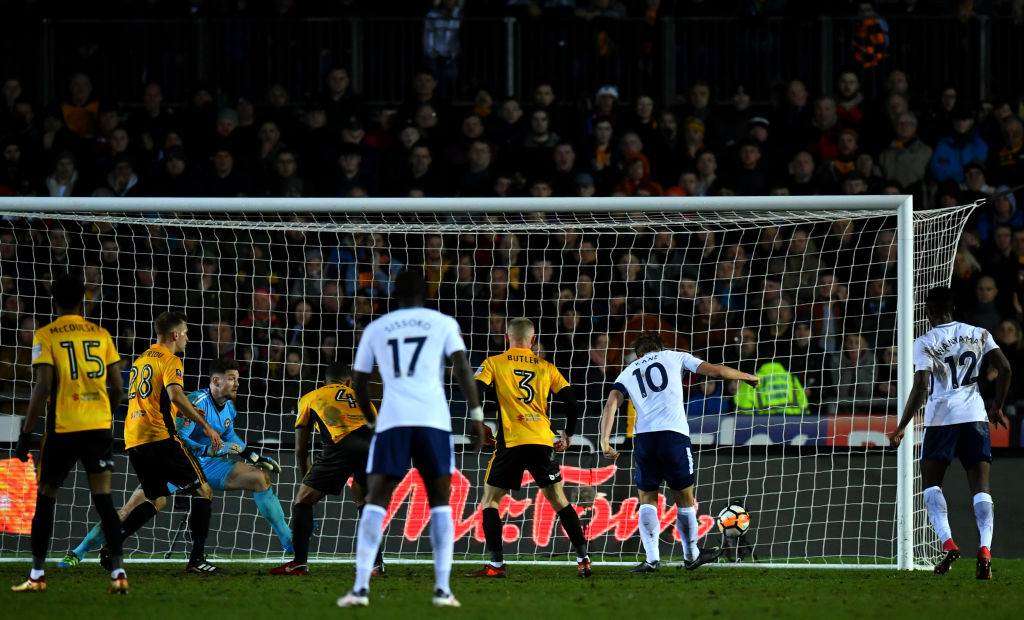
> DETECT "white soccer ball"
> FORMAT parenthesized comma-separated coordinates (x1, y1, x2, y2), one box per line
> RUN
(716, 503, 751, 538)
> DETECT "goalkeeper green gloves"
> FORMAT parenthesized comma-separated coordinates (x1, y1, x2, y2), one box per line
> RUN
(240, 447, 281, 473)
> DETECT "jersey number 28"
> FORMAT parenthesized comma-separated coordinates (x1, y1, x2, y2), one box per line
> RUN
(127, 364, 154, 399)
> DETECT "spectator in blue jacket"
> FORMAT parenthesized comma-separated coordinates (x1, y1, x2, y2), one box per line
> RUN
(928, 103, 989, 184)
(686, 376, 731, 417)
(976, 187, 1023, 244)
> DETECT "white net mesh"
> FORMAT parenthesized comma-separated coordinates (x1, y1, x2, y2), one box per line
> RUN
(0, 198, 974, 566)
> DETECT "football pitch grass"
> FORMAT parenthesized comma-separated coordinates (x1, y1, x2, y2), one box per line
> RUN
(4, 559, 1022, 619)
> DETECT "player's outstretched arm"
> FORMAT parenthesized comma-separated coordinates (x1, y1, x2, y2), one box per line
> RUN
(15, 364, 54, 462)
(599, 389, 624, 460)
(889, 370, 930, 447)
(167, 384, 222, 452)
(983, 347, 1012, 429)
(451, 350, 485, 451)
(351, 371, 377, 429)
(696, 362, 759, 386)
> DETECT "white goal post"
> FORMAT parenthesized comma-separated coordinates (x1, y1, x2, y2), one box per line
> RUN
(0, 195, 975, 571)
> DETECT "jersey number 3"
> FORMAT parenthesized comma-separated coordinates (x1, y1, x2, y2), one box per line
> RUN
(513, 369, 535, 404)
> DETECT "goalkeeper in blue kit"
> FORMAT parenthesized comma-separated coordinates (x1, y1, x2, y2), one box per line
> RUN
(61, 359, 292, 567)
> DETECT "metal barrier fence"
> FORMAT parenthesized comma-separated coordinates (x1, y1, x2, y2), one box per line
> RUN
(0, 15, 1020, 116)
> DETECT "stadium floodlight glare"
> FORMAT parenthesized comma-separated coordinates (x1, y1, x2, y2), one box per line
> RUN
(0, 195, 974, 570)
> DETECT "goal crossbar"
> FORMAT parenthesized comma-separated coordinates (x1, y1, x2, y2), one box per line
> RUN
(0, 195, 910, 213)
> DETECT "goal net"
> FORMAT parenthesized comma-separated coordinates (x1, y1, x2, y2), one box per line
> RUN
(0, 196, 974, 569)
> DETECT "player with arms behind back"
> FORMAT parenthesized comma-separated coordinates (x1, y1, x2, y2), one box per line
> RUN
(115, 311, 224, 574)
(12, 274, 126, 594)
(270, 362, 384, 576)
(338, 270, 484, 608)
(890, 286, 1011, 579)
(601, 332, 759, 572)
(466, 317, 591, 578)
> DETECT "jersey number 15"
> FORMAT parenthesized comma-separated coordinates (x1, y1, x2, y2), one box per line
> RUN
(60, 340, 106, 380)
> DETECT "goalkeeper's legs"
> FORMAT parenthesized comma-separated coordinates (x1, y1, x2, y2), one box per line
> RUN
(71, 486, 152, 561)
(225, 463, 292, 552)
(118, 497, 160, 542)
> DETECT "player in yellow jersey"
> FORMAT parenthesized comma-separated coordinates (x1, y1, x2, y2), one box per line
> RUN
(12, 274, 127, 594)
(270, 362, 383, 576)
(115, 311, 224, 574)
(465, 317, 591, 579)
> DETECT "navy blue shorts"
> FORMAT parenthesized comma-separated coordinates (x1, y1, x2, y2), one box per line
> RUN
(920, 421, 992, 468)
(366, 426, 454, 480)
(633, 430, 695, 492)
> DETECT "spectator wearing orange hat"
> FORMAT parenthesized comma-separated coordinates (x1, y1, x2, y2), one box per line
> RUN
(614, 152, 663, 196)
(679, 116, 706, 172)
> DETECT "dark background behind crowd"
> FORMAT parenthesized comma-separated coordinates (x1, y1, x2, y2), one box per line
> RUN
(2, 0, 1024, 445)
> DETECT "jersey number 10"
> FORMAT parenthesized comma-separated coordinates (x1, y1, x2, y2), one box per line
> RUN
(632, 362, 668, 398)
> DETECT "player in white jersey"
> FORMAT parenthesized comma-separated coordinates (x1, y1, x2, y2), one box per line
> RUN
(890, 286, 1010, 579)
(338, 270, 484, 609)
(600, 332, 759, 573)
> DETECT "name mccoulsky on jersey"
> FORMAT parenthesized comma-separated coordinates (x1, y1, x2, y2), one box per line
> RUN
(45, 323, 104, 334)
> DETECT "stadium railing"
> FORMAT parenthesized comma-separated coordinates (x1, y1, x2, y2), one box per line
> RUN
(1, 15, 1017, 110)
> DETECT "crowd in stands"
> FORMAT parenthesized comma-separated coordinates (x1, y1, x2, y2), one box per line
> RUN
(2, 1, 1024, 442)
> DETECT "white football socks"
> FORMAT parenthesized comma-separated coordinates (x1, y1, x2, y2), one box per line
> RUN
(973, 492, 993, 549)
(430, 505, 454, 595)
(637, 503, 660, 564)
(923, 486, 953, 544)
(353, 504, 386, 592)
(676, 506, 699, 562)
